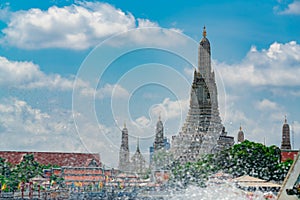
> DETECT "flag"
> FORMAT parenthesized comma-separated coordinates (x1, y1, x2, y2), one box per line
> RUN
(1, 183, 6, 190)
(18, 182, 22, 189)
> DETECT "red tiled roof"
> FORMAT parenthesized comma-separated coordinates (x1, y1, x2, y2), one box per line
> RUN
(0, 151, 101, 167)
(281, 150, 298, 162)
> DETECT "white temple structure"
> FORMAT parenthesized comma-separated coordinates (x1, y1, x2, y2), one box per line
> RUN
(171, 27, 233, 163)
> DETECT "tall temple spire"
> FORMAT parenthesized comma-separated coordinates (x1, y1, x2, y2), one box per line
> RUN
(171, 26, 226, 163)
(154, 116, 164, 151)
(118, 124, 130, 171)
(198, 26, 211, 75)
(281, 116, 291, 150)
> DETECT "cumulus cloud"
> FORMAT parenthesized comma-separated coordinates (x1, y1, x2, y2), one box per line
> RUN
(80, 83, 129, 99)
(0, 98, 85, 151)
(218, 41, 300, 87)
(0, 97, 118, 163)
(135, 116, 151, 127)
(0, 2, 180, 50)
(0, 56, 79, 90)
(152, 98, 189, 120)
(133, 97, 189, 130)
(276, 0, 300, 15)
(255, 99, 279, 111)
(0, 2, 136, 49)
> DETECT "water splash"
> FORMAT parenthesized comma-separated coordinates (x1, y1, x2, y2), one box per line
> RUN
(168, 184, 265, 200)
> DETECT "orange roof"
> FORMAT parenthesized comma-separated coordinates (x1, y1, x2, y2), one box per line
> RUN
(281, 151, 298, 162)
(0, 151, 101, 167)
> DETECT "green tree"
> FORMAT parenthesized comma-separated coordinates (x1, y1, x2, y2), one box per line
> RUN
(0, 157, 11, 178)
(170, 141, 292, 186)
(170, 154, 218, 186)
(214, 140, 287, 181)
(7, 154, 42, 191)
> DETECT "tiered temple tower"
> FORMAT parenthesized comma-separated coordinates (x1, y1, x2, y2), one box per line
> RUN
(171, 27, 225, 163)
(154, 116, 165, 151)
(281, 116, 291, 150)
(118, 123, 130, 171)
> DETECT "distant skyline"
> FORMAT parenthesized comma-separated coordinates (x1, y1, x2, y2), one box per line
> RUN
(0, 0, 299, 167)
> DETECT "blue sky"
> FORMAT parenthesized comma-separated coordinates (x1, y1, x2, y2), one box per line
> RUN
(0, 0, 299, 167)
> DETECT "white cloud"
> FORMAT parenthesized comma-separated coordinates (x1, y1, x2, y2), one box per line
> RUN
(132, 98, 189, 131)
(0, 2, 176, 50)
(135, 116, 151, 127)
(255, 99, 279, 111)
(277, 0, 300, 15)
(0, 98, 85, 151)
(0, 56, 79, 90)
(1, 2, 136, 49)
(80, 83, 129, 99)
(151, 98, 189, 120)
(289, 121, 300, 149)
(218, 41, 300, 87)
(183, 67, 194, 79)
(0, 97, 123, 165)
(137, 18, 158, 28)
(270, 88, 300, 97)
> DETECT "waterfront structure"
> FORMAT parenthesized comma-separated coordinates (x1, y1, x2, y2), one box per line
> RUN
(281, 116, 291, 150)
(0, 151, 101, 167)
(171, 27, 231, 163)
(237, 126, 245, 143)
(118, 123, 130, 172)
(281, 150, 298, 162)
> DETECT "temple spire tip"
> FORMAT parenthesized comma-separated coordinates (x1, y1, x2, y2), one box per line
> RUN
(202, 26, 207, 37)
(284, 115, 287, 124)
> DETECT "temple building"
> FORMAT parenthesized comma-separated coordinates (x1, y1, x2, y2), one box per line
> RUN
(154, 116, 165, 151)
(280, 116, 298, 162)
(130, 138, 146, 174)
(149, 117, 171, 170)
(0, 151, 101, 167)
(118, 126, 146, 174)
(281, 116, 291, 150)
(217, 127, 234, 150)
(171, 27, 233, 163)
(118, 123, 130, 172)
(237, 125, 245, 143)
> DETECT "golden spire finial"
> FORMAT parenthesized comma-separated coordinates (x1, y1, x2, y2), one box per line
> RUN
(203, 26, 207, 37)
(239, 124, 242, 131)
